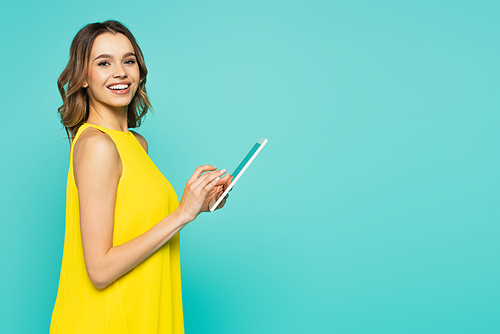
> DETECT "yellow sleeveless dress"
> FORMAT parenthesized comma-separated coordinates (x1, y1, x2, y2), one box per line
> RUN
(50, 123, 184, 334)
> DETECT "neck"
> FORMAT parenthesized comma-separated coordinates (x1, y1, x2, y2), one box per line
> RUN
(87, 103, 129, 132)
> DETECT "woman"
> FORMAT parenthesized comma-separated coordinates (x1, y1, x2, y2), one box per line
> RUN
(50, 20, 231, 333)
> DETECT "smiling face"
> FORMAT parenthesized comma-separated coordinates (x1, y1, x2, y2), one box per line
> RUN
(84, 32, 140, 114)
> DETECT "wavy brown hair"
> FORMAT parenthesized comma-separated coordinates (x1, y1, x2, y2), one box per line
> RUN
(58, 20, 152, 143)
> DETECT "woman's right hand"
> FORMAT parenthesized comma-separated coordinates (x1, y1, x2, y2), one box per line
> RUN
(176, 165, 228, 223)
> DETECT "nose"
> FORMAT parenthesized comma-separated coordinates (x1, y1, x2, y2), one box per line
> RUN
(113, 63, 127, 78)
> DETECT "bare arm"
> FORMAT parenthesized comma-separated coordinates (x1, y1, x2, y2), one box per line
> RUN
(74, 129, 229, 289)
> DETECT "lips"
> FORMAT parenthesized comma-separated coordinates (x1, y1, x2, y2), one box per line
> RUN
(106, 82, 132, 95)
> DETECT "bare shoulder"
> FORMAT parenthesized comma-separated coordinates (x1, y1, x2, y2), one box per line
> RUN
(73, 127, 121, 188)
(130, 130, 148, 153)
(74, 127, 118, 160)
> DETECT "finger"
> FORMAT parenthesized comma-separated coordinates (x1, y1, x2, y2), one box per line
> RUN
(216, 173, 231, 185)
(188, 165, 217, 183)
(201, 174, 223, 197)
(206, 184, 219, 197)
(216, 197, 227, 210)
(208, 196, 217, 210)
(193, 168, 226, 189)
(223, 174, 233, 192)
(196, 169, 226, 193)
(205, 169, 228, 185)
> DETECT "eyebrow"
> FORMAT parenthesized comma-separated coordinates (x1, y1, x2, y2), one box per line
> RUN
(93, 52, 136, 61)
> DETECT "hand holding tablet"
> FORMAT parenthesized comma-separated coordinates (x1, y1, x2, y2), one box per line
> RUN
(210, 137, 268, 212)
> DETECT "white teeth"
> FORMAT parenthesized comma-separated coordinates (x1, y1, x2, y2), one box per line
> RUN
(108, 84, 129, 90)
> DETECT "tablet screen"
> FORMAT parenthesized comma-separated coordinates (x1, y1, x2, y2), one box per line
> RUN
(209, 137, 268, 211)
(232, 143, 261, 179)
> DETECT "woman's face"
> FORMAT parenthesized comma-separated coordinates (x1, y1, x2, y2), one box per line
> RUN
(84, 32, 140, 112)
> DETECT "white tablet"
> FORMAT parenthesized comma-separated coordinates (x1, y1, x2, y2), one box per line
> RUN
(210, 137, 268, 212)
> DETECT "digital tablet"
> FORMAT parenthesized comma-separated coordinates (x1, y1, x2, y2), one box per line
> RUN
(210, 137, 268, 212)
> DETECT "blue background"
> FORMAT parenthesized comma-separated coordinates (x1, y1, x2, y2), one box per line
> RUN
(1, 0, 498, 333)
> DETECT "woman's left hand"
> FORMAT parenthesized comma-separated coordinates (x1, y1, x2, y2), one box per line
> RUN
(203, 173, 233, 212)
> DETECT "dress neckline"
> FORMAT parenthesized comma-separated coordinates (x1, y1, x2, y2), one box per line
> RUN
(84, 122, 133, 135)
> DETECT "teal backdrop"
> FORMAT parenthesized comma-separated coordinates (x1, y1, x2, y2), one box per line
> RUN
(1, 0, 498, 333)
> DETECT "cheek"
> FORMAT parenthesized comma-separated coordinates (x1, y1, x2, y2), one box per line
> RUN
(86, 70, 104, 88)
(133, 66, 141, 81)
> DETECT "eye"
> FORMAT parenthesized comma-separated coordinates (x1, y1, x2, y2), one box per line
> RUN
(125, 59, 136, 65)
(98, 61, 110, 66)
